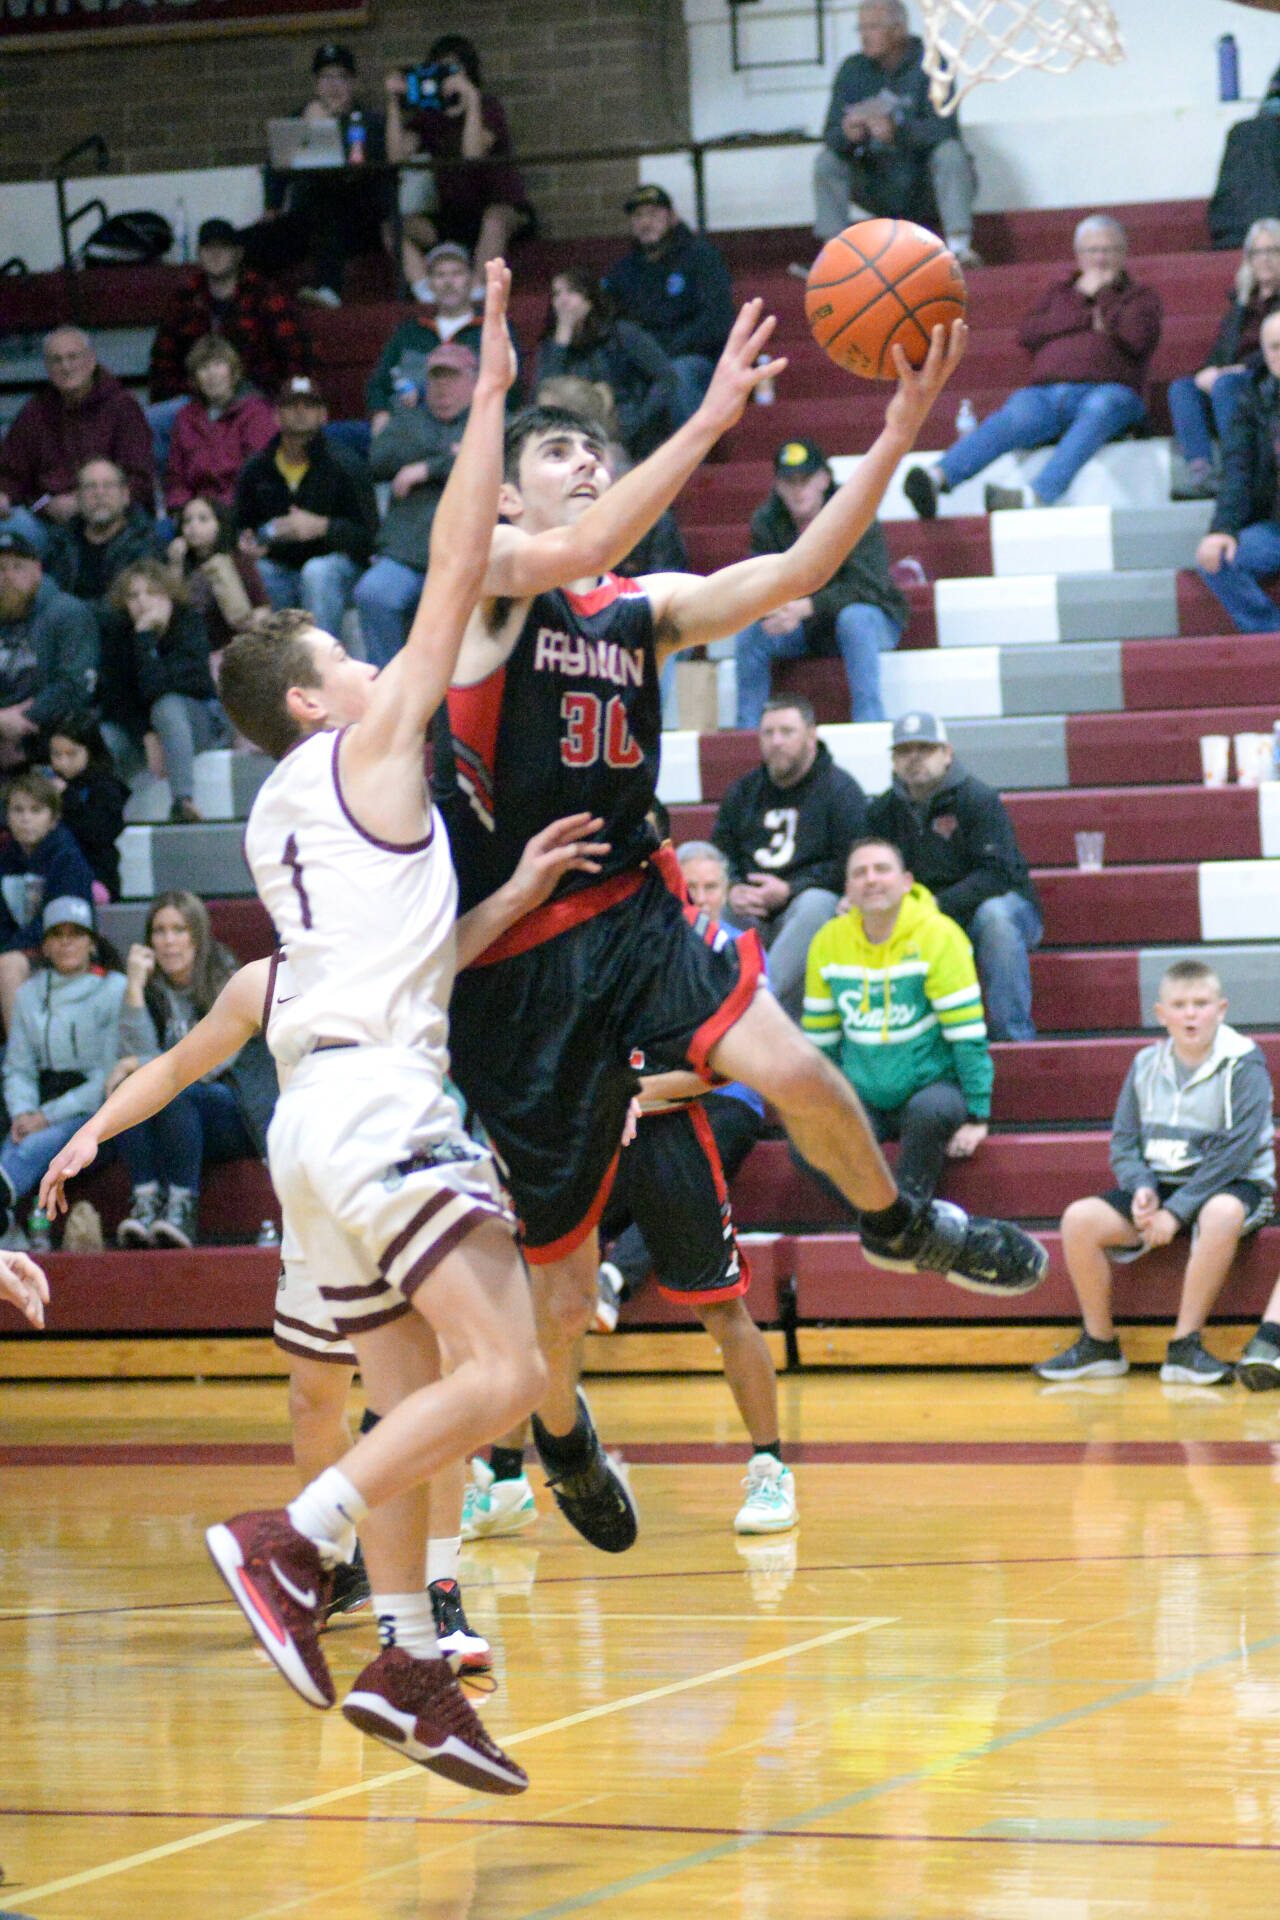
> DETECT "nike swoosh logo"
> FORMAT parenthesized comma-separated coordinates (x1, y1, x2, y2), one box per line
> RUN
(270, 1558, 318, 1610)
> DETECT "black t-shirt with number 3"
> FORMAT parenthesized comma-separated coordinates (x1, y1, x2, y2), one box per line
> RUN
(712, 740, 867, 905)
(441, 577, 663, 913)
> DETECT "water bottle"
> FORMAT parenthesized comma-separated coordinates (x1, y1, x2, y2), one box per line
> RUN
(391, 371, 419, 407)
(256, 1219, 281, 1248)
(1218, 33, 1240, 103)
(1271, 719, 1280, 781)
(753, 354, 775, 405)
(345, 109, 366, 165)
(955, 397, 977, 436)
(173, 195, 190, 264)
(27, 1206, 52, 1253)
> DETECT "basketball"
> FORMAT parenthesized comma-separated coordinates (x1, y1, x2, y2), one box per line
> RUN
(805, 218, 967, 380)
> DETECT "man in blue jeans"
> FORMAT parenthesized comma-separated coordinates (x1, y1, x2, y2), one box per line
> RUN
(903, 216, 1161, 517)
(734, 440, 907, 726)
(1196, 309, 1280, 631)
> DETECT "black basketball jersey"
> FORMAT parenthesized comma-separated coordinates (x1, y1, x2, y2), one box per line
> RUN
(443, 577, 662, 912)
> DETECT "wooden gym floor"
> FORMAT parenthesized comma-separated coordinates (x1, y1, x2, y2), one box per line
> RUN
(5, 1367, 1280, 1918)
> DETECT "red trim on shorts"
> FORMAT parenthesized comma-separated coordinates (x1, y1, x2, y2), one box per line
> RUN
(563, 573, 643, 617)
(468, 867, 646, 967)
(523, 1148, 621, 1266)
(655, 1272, 750, 1306)
(687, 927, 764, 1077)
(652, 1101, 751, 1305)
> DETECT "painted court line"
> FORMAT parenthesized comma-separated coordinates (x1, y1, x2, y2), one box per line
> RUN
(15, 1618, 890, 1905)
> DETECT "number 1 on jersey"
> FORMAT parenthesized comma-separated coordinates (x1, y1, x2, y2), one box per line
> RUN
(560, 692, 643, 771)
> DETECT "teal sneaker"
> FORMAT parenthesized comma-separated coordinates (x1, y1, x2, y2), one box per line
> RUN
(460, 1458, 538, 1540)
(733, 1454, 798, 1535)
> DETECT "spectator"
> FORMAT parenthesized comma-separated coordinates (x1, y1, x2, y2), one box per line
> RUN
(105, 560, 229, 823)
(163, 338, 277, 520)
(233, 375, 377, 640)
(733, 439, 907, 727)
(903, 216, 1161, 517)
(366, 241, 483, 431)
(46, 460, 165, 608)
(1238, 1273, 1280, 1391)
(865, 711, 1041, 1041)
(47, 714, 127, 902)
(0, 330, 154, 540)
(110, 890, 272, 1249)
(170, 497, 270, 654)
(534, 270, 678, 456)
(1208, 67, 1280, 251)
(0, 895, 126, 1239)
(0, 530, 99, 766)
(245, 42, 394, 307)
(1195, 310, 1280, 633)
(802, 836, 991, 1207)
(354, 341, 475, 668)
(712, 695, 866, 1017)
(386, 32, 534, 289)
(1167, 221, 1280, 500)
(0, 770, 96, 1029)
(603, 185, 735, 423)
(814, 0, 978, 265)
(1035, 959, 1274, 1385)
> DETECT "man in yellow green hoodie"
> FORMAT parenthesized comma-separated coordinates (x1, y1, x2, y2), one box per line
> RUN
(802, 837, 991, 1206)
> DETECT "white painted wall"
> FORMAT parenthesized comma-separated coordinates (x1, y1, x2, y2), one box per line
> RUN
(641, 0, 1280, 229)
(2, 167, 265, 279)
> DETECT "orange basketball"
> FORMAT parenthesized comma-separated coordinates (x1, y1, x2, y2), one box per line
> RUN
(805, 218, 967, 380)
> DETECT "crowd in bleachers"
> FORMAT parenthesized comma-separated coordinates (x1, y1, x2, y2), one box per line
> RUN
(5, 11, 1280, 1386)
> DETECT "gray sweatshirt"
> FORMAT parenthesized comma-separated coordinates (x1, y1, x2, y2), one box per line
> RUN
(4, 967, 127, 1123)
(1110, 1023, 1275, 1223)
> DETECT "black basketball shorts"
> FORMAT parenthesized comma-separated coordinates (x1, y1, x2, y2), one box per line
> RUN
(602, 1101, 752, 1304)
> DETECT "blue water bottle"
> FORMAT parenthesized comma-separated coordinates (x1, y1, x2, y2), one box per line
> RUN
(1218, 34, 1240, 103)
(346, 108, 366, 164)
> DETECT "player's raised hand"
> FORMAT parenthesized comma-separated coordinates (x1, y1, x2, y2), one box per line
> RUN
(39, 1123, 101, 1218)
(506, 814, 611, 917)
(884, 320, 968, 441)
(476, 257, 517, 393)
(697, 299, 789, 434)
(0, 1249, 50, 1330)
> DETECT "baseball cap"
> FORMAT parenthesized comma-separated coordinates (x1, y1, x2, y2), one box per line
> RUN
(312, 40, 356, 73)
(197, 217, 240, 249)
(426, 342, 479, 375)
(625, 183, 674, 214)
(774, 439, 829, 481)
(0, 530, 39, 562)
(423, 241, 471, 271)
(42, 895, 94, 936)
(276, 374, 326, 407)
(891, 711, 949, 748)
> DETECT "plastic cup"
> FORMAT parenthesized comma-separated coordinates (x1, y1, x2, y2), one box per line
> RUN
(1200, 735, 1231, 786)
(1075, 831, 1104, 871)
(1234, 731, 1272, 785)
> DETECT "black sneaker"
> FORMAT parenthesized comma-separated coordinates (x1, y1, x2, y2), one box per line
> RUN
(324, 1542, 371, 1622)
(1034, 1331, 1129, 1381)
(861, 1199, 1048, 1297)
(533, 1389, 638, 1553)
(429, 1577, 492, 1673)
(902, 464, 939, 520)
(1236, 1330, 1280, 1392)
(1161, 1333, 1234, 1385)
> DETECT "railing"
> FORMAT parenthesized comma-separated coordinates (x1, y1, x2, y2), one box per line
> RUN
(52, 135, 109, 320)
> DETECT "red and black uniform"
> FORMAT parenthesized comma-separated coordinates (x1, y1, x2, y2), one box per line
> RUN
(441, 577, 760, 1262)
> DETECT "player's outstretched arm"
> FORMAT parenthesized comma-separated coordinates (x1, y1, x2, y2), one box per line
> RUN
(485, 299, 787, 602)
(0, 1250, 49, 1330)
(455, 814, 610, 968)
(40, 961, 269, 1219)
(647, 322, 967, 657)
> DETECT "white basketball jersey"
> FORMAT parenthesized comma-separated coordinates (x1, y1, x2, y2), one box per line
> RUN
(245, 728, 457, 1071)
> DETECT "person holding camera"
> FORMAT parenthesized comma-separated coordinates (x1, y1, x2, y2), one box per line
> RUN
(385, 32, 533, 292)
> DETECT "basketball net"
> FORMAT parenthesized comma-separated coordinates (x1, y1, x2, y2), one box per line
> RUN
(919, 0, 1125, 115)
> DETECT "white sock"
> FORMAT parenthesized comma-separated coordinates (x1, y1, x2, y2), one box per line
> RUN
(374, 1590, 440, 1659)
(287, 1467, 368, 1567)
(426, 1534, 461, 1586)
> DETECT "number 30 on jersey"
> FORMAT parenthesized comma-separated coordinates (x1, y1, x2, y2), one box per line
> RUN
(560, 691, 643, 770)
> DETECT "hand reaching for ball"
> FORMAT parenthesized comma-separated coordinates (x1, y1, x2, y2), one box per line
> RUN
(884, 319, 969, 442)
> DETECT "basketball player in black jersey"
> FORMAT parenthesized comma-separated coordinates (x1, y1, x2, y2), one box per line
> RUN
(439, 300, 1048, 1554)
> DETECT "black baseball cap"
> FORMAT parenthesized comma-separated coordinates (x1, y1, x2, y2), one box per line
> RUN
(0, 530, 39, 561)
(312, 41, 356, 74)
(774, 439, 829, 480)
(892, 711, 949, 748)
(197, 218, 240, 249)
(625, 183, 674, 214)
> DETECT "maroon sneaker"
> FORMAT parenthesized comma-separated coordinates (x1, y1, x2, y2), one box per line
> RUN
(206, 1509, 335, 1708)
(342, 1646, 527, 1793)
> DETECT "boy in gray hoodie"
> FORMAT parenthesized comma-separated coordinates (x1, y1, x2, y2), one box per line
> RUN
(1036, 958, 1274, 1385)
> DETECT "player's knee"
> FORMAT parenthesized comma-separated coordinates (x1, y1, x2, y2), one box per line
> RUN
(287, 1367, 347, 1437)
(490, 1344, 547, 1426)
(768, 1035, 845, 1123)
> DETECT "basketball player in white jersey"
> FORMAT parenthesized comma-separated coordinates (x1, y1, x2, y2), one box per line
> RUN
(184, 262, 551, 1795)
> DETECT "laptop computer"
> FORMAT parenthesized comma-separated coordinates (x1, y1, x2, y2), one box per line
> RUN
(266, 117, 347, 171)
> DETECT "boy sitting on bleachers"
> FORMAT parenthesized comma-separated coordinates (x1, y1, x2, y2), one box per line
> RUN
(1036, 959, 1274, 1386)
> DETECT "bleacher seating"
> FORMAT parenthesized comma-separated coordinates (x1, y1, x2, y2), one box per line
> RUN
(6, 191, 1280, 1377)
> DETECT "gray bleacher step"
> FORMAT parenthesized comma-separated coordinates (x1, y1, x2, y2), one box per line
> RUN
(944, 715, 1069, 790)
(1000, 640, 1124, 717)
(118, 821, 252, 900)
(193, 748, 272, 820)
(1057, 569, 1179, 643)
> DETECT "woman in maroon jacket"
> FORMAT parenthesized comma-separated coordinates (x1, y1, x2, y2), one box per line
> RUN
(163, 338, 276, 518)
(903, 214, 1162, 517)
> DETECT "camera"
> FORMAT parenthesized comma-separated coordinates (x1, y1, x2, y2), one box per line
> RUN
(403, 58, 461, 111)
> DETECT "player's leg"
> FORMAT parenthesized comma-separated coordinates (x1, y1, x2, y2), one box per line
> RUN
(287, 1352, 355, 1485)
(699, 1297, 796, 1534)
